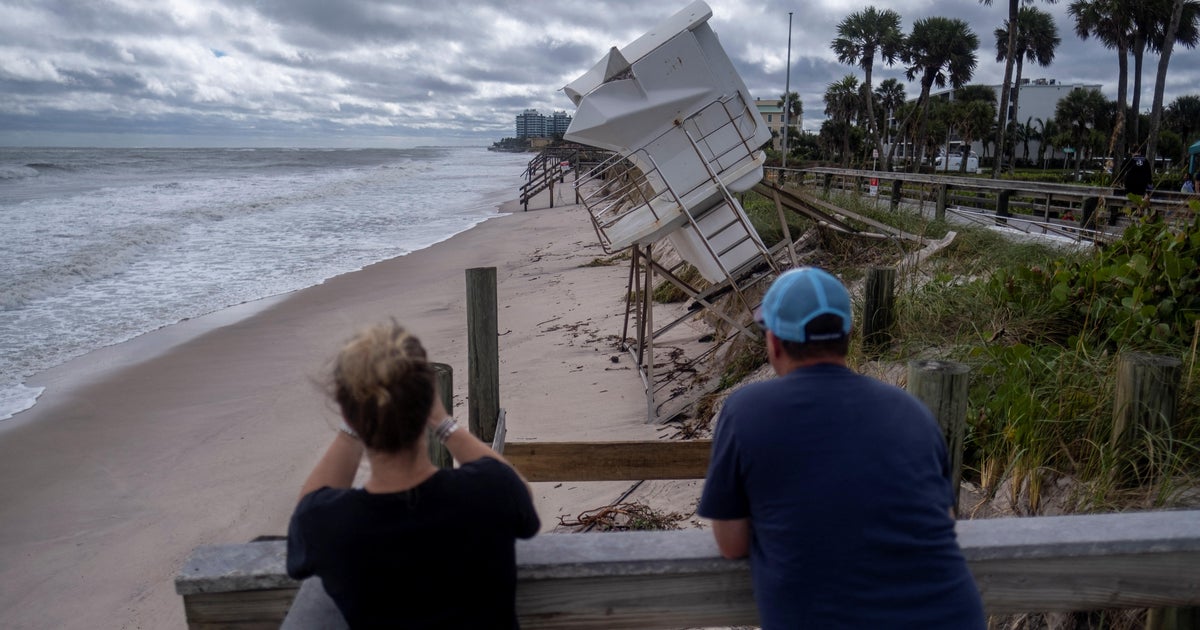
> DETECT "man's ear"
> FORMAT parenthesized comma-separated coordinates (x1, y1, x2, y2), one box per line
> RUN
(765, 330, 781, 360)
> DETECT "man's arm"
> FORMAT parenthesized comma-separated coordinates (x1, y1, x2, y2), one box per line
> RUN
(710, 518, 751, 559)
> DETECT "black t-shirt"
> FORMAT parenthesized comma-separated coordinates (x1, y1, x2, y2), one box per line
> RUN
(287, 457, 540, 629)
(1124, 156, 1152, 195)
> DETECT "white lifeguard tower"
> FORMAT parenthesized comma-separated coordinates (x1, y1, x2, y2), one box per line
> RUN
(563, 1, 780, 421)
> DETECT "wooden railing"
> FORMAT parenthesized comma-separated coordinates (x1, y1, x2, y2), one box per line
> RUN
(773, 166, 1195, 243)
(176, 509, 1200, 629)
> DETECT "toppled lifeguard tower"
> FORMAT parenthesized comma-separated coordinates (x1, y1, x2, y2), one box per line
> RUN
(563, 1, 780, 421)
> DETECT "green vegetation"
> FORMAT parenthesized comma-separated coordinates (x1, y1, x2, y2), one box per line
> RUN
(886, 199, 1200, 513)
(722, 187, 1200, 514)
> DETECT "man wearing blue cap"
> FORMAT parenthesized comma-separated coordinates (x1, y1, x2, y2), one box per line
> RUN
(697, 267, 984, 628)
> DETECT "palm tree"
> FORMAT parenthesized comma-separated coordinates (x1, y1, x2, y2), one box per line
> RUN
(948, 87, 997, 172)
(832, 6, 904, 171)
(1034, 116, 1061, 167)
(980, 0, 1061, 178)
(1142, 1, 1200, 162)
(824, 75, 862, 166)
(1165, 94, 1200, 148)
(1069, 0, 1134, 172)
(995, 6, 1061, 171)
(903, 17, 980, 173)
(779, 90, 804, 157)
(1055, 87, 1109, 176)
(874, 78, 906, 170)
(1147, 0, 1200, 163)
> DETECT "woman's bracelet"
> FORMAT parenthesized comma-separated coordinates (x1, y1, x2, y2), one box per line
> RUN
(433, 417, 459, 443)
(338, 422, 359, 440)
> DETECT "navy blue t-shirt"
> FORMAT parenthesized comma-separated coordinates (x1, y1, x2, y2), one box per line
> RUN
(698, 364, 985, 629)
(287, 457, 540, 629)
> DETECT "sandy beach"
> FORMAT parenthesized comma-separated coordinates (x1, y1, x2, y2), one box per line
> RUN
(0, 188, 707, 629)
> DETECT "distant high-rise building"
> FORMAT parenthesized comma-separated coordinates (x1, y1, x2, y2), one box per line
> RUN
(515, 109, 571, 139)
(549, 110, 572, 136)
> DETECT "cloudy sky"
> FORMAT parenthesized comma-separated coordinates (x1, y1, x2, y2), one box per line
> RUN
(1, 0, 1196, 148)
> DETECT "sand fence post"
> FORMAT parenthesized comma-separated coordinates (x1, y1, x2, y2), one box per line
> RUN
(428, 363, 454, 469)
(467, 267, 500, 443)
(907, 360, 969, 515)
(862, 267, 896, 352)
(890, 179, 903, 211)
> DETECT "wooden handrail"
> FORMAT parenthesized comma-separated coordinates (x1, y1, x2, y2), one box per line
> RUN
(177, 510, 1200, 629)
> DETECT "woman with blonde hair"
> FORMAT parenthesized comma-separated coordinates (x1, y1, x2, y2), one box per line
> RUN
(287, 321, 539, 628)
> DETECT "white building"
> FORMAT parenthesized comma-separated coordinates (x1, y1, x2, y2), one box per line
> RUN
(893, 79, 1103, 165)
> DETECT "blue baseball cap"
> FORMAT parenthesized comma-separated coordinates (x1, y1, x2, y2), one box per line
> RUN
(755, 267, 852, 343)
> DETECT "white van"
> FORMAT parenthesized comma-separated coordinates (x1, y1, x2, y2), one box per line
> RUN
(934, 151, 980, 174)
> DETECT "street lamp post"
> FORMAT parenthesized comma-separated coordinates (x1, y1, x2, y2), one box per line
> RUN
(781, 11, 793, 173)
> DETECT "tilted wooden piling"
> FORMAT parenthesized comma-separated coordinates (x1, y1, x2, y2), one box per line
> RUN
(466, 267, 500, 443)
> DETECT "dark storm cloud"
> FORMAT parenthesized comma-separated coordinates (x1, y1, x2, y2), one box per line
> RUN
(0, 0, 1195, 147)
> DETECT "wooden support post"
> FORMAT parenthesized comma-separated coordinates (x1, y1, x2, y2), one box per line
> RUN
(466, 267, 500, 443)
(935, 184, 948, 221)
(548, 176, 555, 209)
(823, 173, 832, 195)
(907, 360, 969, 515)
(996, 189, 1012, 221)
(429, 363, 453, 469)
(1111, 352, 1181, 450)
(863, 267, 896, 351)
(644, 243, 655, 422)
(771, 189, 799, 268)
(1124, 357, 1196, 630)
(891, 179, 903, 211)
(1080, 196, 1099, 228)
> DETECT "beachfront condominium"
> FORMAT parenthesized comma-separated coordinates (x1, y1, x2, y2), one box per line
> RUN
(515, 109, 572, 139)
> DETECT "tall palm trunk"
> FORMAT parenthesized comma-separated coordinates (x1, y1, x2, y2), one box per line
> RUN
(1010, 56, 1026, 168)
(1111, 46, 1129, 176)
(912, 79, 936, 173)
(865, 65, 883, 170)
(1147, 0, 1186, 164)
(1130, 32, 1147, 149)
(991, 0, 1019, 177)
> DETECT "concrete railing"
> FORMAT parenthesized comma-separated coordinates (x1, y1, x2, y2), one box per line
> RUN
(176, 509, 1200, 629)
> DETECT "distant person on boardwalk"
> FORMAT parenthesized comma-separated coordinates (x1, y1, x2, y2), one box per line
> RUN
(287, 321, 539, 628)
(698, 268, 985, 629)
(1182, 172, 1196, 194)
(1122, 151, 1153, 198)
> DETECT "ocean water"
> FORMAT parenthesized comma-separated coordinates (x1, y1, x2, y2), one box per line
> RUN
(0, 146, 531, 421)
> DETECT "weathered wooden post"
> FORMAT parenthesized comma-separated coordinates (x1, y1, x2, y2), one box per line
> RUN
(935, 184, 948, 221)
(890, 179, 903, 211)
(995, 189, 1012, 226)
(863, 267, 896, 351)
(466, 267, 500, 443)
(1080, 196, 1099, 228)
(429, 363, 453, 468)
(823, 173, 832, 195)
(1111, 352, 1181, 450)
(1121, 353, 1192, 628)
(907, 360, 970, 515)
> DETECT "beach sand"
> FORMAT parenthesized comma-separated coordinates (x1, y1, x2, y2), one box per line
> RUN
(0, 189, 709, 629)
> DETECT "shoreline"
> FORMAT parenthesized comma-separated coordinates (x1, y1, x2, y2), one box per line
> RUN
(0, 189, 706, 629)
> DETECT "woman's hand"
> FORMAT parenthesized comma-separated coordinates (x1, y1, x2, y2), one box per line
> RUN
(426, 387, 450, 429)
